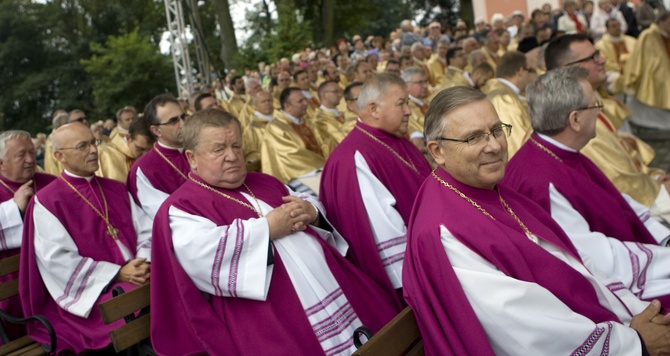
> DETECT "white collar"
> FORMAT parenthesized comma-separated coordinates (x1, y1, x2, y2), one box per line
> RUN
(536, 133, 578, 152)
(157, 140, 184, 153)
(302, 90, 313, 99)
(254, 111, 274, 121)
(497, 78, 521, 96)
(409, 95, 425, 106)
(63, 169, 94, 182)
(281, 111, 302, 125)
(464, 72, 475, 87)
(319, 105, 341, 116)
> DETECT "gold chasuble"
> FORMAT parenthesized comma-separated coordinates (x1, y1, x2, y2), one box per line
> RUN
(44, 133, 64, 175)
(595, 34, 637, 93)
(413, 58, 436, 87)
(314, 108, 347, 145)
(236, 100, 257, 130)
(227, 93, 248, 118)
(441, 67, 470, 89)
(426, 54, 447, 88)
(260, 111, 328, 184)
(96, 134, 134, 183)
(600, 94, 656, 166)
(242, 113, 272, 172)
(625, 24, 670, 110)
(483, 48, 498, 71)
(580, 114, 663, 207)
(482, 79, 532, 157)
(408, 97, 428, 137)
(342, 112, 359, 135)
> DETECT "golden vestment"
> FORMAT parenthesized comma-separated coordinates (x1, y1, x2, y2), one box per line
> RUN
(624, 24, 670, 110)
(600, 94, 655, 165)
(339, 73, 349, 88)
(581, 114, 663, 207)
(482, 79, 532, 157)
(313, 108, 347, 145)
(408, 97, 428, 136)
(242, 112, 272, 172)
(44, 133, 64, 175)
(342, 112, 358, 134)
(260, 111, 329, 184)
(236, 100, 257, 129)
(227, 93, 248, 118)
(426, 54, 447, 88)
(441, 67, 470, 89)
(96, 134, 134, 183)
(595, 34, 637, 93)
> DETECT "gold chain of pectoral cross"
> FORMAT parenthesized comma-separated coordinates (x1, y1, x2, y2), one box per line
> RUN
(355, 125, 421, 175)
(0, 179, 37, 195)
(188, 173, 264, 217)
(529, 137, 563, 163)
(431, 170, 538, 244)
(60, 177, 119, 240)
(153, 146, 188, 180)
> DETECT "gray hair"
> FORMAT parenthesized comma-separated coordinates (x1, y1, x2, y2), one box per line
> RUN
(527, 67, 590, 136)
(0, 130, 32, 162)
(357, 73, 407, 111)
(425, 87, 487, 141)
(400, 66, 426, 83)
(410, 42, 424, 53)
(182, 109, 241, 152)
(52, 113, 68, 130)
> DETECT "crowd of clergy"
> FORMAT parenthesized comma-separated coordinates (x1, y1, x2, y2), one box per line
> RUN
(3, 0, 670, 354)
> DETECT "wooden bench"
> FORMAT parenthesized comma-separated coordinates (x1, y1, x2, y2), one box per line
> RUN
(98, 283, 153, 355)
(0, 254, 56, 356)
(353, 306, 424, 356)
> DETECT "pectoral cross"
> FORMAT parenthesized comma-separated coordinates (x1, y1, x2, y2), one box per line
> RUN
(107, 224, 119, 240)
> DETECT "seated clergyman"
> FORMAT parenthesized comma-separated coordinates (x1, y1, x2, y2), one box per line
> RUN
(150, 109, 400, 355)
(403, 86, 670, 355)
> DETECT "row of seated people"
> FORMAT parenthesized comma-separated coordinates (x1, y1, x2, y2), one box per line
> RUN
(1, 34, 670, 356)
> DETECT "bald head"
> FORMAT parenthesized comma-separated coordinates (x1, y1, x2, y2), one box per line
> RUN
(52, 123, 99, 176)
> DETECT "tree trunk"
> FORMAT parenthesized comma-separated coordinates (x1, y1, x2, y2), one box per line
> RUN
(459, 0, 474, 30)
(321, 0, 334, 47)
(212, 0, 238, 72)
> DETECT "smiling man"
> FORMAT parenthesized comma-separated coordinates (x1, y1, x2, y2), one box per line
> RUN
(20, 123, 150, 354)
(150, 109, 399, 355)
(403, 86, 670, 355)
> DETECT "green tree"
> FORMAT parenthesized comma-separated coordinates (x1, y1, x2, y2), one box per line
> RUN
(81, 28, 176, 118)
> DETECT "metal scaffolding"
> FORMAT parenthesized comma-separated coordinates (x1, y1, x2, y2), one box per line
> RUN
(164, 0, 197, 98)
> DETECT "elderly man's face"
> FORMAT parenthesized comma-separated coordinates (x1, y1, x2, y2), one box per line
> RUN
(277, 72, 291, 89)
(256, 91, 275, 115)
(0, 137, 36, 183)
(407, 73, 429, 99)
(187, 124, 246, 190)
(247, 81, 262, 96)
(371, 84, 411, 137)
(54, 124, 100, 176)
(355, 62, 374, 82)
(429, 99, 508, 190)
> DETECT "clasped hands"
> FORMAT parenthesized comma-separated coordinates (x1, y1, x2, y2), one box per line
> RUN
(267, 196, 318, 240)
(116, 257, 150, 286)
(631, 300, 670, 355)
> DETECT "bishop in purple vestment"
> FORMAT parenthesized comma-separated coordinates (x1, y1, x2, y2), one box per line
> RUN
(320, 73, 430, 307)
(403, 86, 670, 355)
(0, 131, 56, 341)
(151, 109, 399, 356)
(503, 67, 670, 307)
(127, 94, 189, 248)
(20, 123, 151, 354)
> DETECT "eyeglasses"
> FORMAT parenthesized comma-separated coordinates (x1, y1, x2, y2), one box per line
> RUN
(345, 97, 359, 102)
(564, 50, 601, 66)
(576, 100, 604, 111)
(154, 113, 187, 126)
(435, 123, 512, 146)
(323, 90, 343, 94)
(56, 139, 101, 151)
